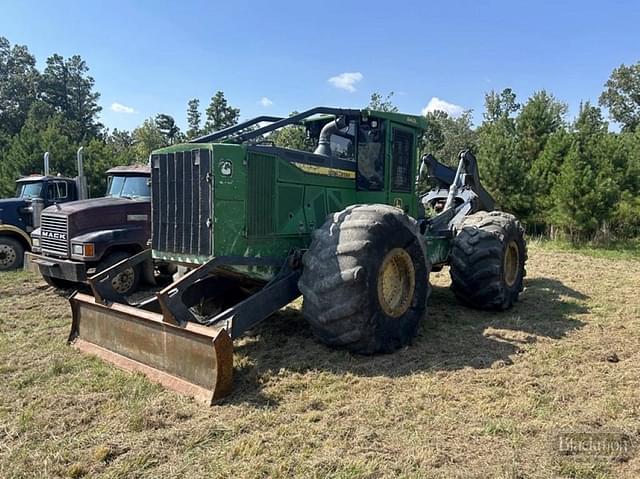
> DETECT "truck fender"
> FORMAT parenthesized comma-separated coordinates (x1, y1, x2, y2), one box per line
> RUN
(0, 225, 32, 248)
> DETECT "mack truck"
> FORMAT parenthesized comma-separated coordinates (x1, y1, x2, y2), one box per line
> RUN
(68, 107, 527, 404)
(26, 164, 158, 296)
(0, 150, 88, 271)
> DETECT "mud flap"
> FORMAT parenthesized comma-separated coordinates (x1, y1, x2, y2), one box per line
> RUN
(69, 292, 234, 403)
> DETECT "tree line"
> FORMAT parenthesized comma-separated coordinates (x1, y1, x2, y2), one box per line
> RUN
(1, 36, 639, 241)
(0, 37, 241, 197)
(420, 79, 640, 241)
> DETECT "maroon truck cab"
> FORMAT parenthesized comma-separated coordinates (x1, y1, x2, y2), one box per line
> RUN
(26, 165, 154, 295)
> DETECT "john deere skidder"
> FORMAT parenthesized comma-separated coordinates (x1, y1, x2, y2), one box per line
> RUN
(69, 107, 527, 403)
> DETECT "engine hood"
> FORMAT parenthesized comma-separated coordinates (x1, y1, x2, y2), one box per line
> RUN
(0, 198, 28, 225)
(42, 197, 150, 234)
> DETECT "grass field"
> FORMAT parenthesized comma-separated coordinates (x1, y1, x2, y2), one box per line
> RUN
(1, 244, 639, 478)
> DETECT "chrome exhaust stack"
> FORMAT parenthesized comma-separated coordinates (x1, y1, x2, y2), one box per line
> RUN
(43, 151, 50, 176)
(76, 147, 88, 200)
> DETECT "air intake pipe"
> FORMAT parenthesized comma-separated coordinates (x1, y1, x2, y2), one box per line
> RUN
(313, 116, 348, 157)
(43, 151, 50, 176)
(76, 146, 88, 200)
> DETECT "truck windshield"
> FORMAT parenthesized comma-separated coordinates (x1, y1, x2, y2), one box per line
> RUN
(107, 175, 150, 199)
(16, 182, 43, 199)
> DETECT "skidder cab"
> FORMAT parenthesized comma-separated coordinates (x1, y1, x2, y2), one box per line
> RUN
(69, 106, 527, 403)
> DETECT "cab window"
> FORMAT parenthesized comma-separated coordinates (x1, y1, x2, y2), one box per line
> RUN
(16, 182, 43, 199)
(330, 120, 357, 162)
(47, 181, 69, 201)
(391, 128, 414, 192)
(107, 175, 150, 198)
(357, 120, 385, 191)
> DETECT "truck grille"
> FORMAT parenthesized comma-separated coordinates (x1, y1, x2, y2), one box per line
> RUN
(40, 214, 69, 257)
(151, 148, 212, 256)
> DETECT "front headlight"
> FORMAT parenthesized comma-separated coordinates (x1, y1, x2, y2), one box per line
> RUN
(32, 237, 40, 247)
(72, 243, 95, 257)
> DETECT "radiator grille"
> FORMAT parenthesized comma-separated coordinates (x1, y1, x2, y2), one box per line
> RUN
(40, 213, 69, 257)
(151, 148, 212, 256)
(247, 152, 276, 237)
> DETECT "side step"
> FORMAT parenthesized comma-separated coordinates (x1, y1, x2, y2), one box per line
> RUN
(69, 293, 234, 404)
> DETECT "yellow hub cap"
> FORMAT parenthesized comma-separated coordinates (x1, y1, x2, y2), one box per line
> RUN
(377, 248, 415, 318)
(503, 241, 520, 287)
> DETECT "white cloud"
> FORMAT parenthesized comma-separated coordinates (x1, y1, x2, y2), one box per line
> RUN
(328, 72, 363, 92)
(421, 97, 464, 117)
(259, 97, 273, 107)
(110, 102, 136, 114)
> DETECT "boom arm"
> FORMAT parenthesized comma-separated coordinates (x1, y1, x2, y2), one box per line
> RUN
(423, 150, 494, 212)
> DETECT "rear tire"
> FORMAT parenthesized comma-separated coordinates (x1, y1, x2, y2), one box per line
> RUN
(449, 211, 527, 310)
(299, 204, 430, 354)
(0, 236, 24, 271)
(96, 251, 141, 296)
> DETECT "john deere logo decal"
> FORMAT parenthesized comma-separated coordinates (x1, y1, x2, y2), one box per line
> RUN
(220, 160, 233, 177)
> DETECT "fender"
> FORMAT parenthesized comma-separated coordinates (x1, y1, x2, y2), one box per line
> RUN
(0, 224, 32, 247)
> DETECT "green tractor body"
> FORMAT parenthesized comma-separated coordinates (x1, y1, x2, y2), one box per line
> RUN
(69, 107, 527, 404)
(150, 110, 436, 278)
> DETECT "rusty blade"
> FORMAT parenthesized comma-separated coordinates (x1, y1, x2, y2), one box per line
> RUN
(68, 292, 233, 404)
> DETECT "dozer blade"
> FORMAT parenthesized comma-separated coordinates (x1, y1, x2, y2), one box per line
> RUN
(68, 292, 234, 404)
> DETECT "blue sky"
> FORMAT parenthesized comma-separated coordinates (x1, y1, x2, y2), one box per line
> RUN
(2, 0, 639, 132)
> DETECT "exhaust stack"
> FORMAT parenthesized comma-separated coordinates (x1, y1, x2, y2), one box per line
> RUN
(76, 147, 88, 200)
(43, 151, 50, 176)
(314, 116, 347, 157)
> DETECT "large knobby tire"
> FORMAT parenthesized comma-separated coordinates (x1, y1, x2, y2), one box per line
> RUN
(96, 251, 141, 297)
(299, 204, 430, 354)
(450, 211, 527, 310)
(0, 236, 24, 271)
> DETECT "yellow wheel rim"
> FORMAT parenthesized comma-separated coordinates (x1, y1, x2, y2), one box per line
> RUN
(503, 241, 520, 287)
(377, 248, 415, 318)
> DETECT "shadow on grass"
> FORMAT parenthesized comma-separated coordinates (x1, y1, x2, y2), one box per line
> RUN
(225, 276, 589, 406)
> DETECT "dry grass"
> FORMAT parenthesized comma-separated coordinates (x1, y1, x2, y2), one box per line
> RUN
(0, 245, 639, 478)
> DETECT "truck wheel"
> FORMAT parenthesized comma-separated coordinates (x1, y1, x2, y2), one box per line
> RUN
(299, 204, 430, 354)
(450, 211, 527, 310)
(96, 252, 141, 296)
(0, 237, 24, 271)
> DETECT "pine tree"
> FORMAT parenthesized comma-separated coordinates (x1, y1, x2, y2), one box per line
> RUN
(517, 90, 567, 165)
(0, 37, 40, 138)
(186, 98, 201, 139)
(132, 118, 166, 161)
(155, 114, 181, 144)
(477, 89, 531, 219)
(204, 91, 240, 134)
(529, 129, 572, 223)
(550, 103, 617, 240)
(1, 112, 76, 195)
(39, 54, 103, 143)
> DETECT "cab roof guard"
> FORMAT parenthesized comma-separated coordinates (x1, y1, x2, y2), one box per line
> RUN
(189, 106, 427, 145)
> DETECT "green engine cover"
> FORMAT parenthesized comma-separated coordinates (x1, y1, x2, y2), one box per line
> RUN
(151, 113, 426, 281)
